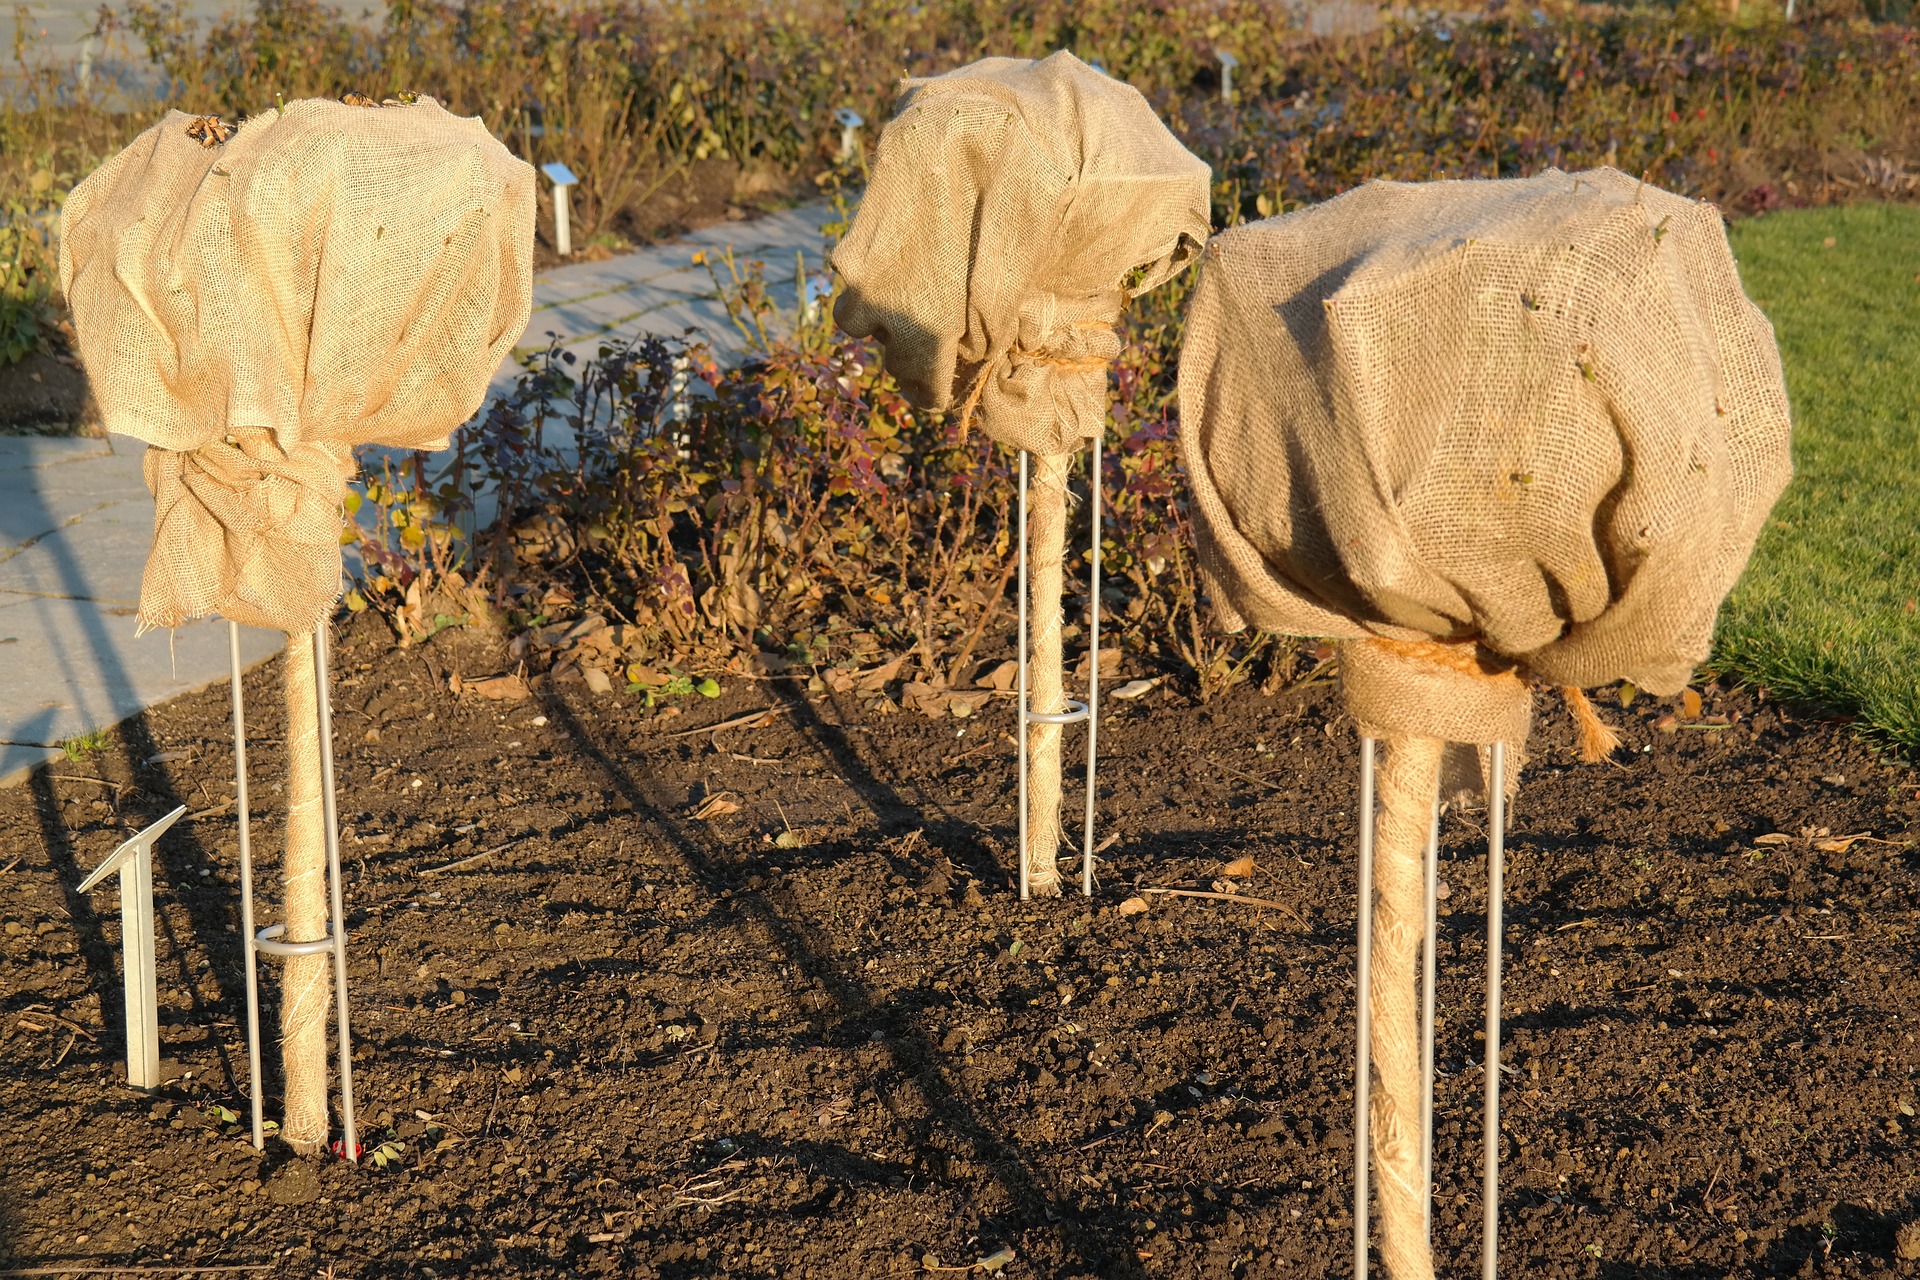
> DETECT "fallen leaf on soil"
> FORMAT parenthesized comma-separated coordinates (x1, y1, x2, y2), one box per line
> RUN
(582, 666, 614, 694)
(1814, 832, 1873, 852)
(626, 665, 671, 687)
(1221, 855, 1256, 877)
(565, 613, 609, 641)
(1118, 896, 1149, 916)
(903, 681, 950, 719)
(979, 660, 1017, 691)
(1752, 832, 1795, 845)
(948, 691, 991, 718)
(464, 673, 530, 701)
(1112, 677, 1162, 700)
(1681, 688, 1703, 719)
(854, 656, 906, 693)
(1073, 648, 1122, 682)
(691, 792, 741, 820)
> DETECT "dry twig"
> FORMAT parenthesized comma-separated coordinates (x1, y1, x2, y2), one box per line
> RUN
(417, 841, 522, 877)
(1141, 887, 1305, 925)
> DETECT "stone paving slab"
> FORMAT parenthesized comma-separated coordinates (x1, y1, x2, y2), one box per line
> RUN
(1, 201, 837, 786)
(0, 436, 284, 785)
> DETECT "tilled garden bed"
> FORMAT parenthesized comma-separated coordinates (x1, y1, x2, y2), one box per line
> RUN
(2, 613, 1916, 1279)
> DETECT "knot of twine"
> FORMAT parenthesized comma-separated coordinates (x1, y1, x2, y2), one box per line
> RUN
(1341, 635, 1621, 769)
(139, 429, 355, 635)
(953, 316, 1120, 449)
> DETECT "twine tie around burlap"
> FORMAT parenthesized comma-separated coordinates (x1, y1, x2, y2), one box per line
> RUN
(60, 94, 535, 637)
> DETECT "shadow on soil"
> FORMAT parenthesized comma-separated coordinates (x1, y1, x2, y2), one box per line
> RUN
(539, 687, 1153, 1278)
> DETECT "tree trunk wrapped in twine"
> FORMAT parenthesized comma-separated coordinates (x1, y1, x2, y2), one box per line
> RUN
(1369, 735, 1445, 1280)
(1024, 452, 1071, 894)
(1345, 638, 1534, 1278)
(279, 630, 331, 1155)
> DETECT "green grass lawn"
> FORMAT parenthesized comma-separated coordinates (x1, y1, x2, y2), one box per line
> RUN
(1718, 203, 1920, 755)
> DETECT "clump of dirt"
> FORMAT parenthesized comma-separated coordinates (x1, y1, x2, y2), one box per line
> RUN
(1, 611, 1916, 1279)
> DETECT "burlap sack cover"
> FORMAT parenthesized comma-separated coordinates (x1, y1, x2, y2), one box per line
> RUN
(60, 97, 535, 634)
(1178, 167, 1792, 742)
(833, 51, 1211, 455)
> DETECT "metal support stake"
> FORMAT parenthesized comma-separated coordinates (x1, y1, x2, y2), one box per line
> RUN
(1016, 452, 1029, 902)
(1014, 446, 1100, 900)
(229, 622, 264, 1150)
(1080, 434, 1102, 898)
(1422, 791, 1440, 1239)
(313, 621, 359, 1162)
(236, 620, 360, 1160)
(1483, 740, 1507, 1280)
(76, 805, 186, 1090)
(1353, 737, 1376, 1278)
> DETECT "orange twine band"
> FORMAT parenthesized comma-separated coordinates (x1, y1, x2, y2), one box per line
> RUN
(1358, 635, 1621, 764)
(953, 319, 1117, 443)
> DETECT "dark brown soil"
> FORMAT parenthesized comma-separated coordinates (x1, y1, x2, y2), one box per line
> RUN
(2, 612, 1917, 1280)
(0, 346, 98, 436)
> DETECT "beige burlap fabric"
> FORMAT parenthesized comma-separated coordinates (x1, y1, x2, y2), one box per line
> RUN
(60, 97, 535, 634)
(833, 51, 1211, 455)
(1179, 167, 1792, 712)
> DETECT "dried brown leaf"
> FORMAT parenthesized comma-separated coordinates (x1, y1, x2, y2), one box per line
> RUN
(691, 792, 741, 820)
(466, 673, 530, 701)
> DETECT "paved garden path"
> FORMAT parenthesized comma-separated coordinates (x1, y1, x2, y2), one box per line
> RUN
(0, 201, 835, 786)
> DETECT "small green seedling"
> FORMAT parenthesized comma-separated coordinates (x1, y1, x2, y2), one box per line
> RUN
(63, 728, 111, 761)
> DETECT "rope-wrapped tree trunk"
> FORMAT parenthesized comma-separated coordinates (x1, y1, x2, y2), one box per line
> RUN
(1369, 735, 1444, 1280)
(280, 630, 332, 1155)
(1023, 451, 1071, 897)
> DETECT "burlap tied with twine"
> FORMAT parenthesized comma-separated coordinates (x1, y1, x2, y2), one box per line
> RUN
(60, 96, 535, 635)
(1180, 168, 1791, 1278)
(832, 51, 1211, 454)
(1181, 166, 1792, 747)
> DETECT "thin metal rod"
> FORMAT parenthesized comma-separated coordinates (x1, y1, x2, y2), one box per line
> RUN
(1422, 791, 1439, 1241)
(1483, 740, 1507, 1280)
(1354, 736, 1376, 1279)
(1081, 433, 1101, 899)
(229, 622, 264, 1151)
(312, 621, 358, 1162)
(1016, 451, 1030, 902)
